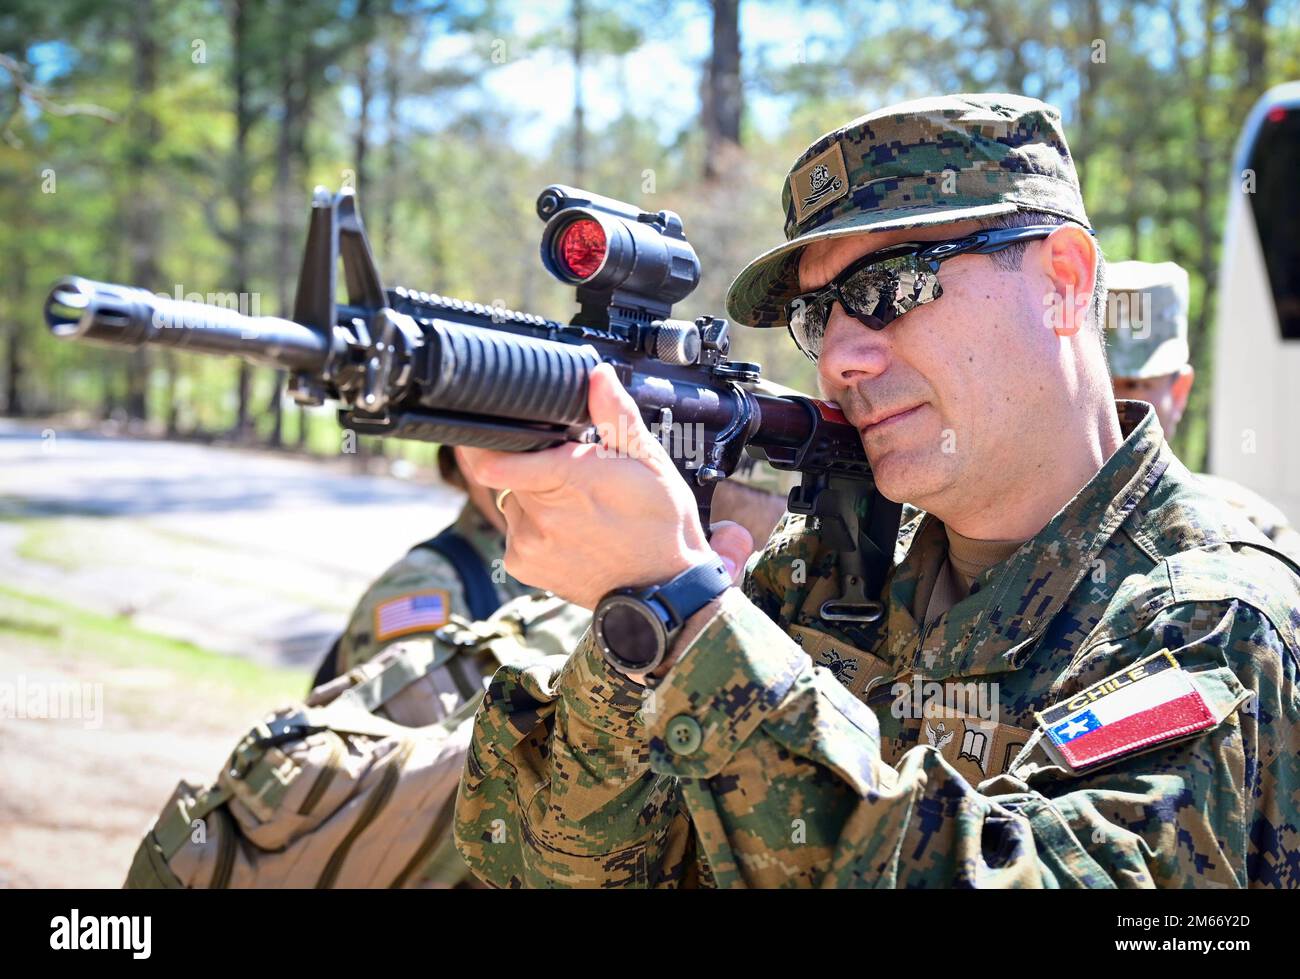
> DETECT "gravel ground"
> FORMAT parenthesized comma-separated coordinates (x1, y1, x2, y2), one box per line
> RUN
(0, 419, 465, 886)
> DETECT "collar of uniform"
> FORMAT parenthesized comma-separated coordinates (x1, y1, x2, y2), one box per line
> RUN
(889, 401, 1169, 679)
(451, 502, 507, 570)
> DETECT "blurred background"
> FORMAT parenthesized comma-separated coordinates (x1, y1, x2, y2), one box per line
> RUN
(1, 0, 1298, 886)
(5, 0, 1300, 463)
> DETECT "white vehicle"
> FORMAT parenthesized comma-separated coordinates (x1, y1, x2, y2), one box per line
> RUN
(1210, 82, 1300, 521)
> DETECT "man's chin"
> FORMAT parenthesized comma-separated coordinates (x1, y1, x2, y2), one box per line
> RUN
(866, 451, 952, 509)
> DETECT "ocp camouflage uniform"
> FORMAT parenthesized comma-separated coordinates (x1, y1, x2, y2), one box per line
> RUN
(326, 502, 538, 888)
(368, 593, 589, 887)
(454, 94, 1300, 889)
(335, 502, 534, 675)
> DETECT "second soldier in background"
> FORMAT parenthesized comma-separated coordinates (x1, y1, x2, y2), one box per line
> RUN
(1105, 259, 1300, 562)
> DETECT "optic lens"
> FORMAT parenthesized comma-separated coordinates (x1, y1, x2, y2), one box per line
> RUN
(556, 218, 607, 280)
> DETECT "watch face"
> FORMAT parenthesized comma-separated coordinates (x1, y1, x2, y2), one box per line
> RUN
(596, 595, 666, 671)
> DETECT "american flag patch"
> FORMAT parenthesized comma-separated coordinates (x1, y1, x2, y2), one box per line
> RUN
(373, 590, 450, 642)
(1037, 650, 1216, 773)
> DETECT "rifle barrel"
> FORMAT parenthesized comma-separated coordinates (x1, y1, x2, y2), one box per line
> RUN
(45, 277, 331, 372)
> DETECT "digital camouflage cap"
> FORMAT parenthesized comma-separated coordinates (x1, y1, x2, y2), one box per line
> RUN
(726, 93, 1092, 330)
(1104, 260, 1191, 379)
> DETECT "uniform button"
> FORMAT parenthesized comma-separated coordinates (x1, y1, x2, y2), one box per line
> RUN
(666, 715, 703, 755)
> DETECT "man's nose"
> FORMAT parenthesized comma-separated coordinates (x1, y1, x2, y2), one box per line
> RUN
(816, 303, 891, 387)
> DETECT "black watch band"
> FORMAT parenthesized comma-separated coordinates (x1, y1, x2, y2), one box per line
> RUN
(593, 556, 732, 677)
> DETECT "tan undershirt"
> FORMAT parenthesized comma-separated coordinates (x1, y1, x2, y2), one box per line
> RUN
(918, 526, 1026, 628)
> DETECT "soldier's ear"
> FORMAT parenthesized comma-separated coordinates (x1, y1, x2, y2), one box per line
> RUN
(1037, 225, 1098, 333)
(440, 445, 468, 490)
(1170, 365, 1195, 419)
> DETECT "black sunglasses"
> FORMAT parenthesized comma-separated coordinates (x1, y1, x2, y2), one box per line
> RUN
(787, 224, 1096, 362)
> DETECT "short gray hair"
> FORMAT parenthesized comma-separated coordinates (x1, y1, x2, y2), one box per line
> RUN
(978, 211, 1107, 348)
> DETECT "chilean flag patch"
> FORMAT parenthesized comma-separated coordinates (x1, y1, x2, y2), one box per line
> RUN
(1037, 651, 1216, 772)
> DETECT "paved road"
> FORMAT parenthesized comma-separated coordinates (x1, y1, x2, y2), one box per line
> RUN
(0, 419, 463, 670)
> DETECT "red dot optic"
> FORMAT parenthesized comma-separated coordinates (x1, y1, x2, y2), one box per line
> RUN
(556, 218, 607, 280)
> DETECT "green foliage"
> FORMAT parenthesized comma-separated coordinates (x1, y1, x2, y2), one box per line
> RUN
(2, 0, 1295, 471)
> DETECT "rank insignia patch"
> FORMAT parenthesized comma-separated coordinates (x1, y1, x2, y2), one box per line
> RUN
(1036, 650, 1216, 772)
(374, 589, 450, 642)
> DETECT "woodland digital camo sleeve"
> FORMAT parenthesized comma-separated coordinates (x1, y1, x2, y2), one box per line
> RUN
(455, 548, 1300, 888)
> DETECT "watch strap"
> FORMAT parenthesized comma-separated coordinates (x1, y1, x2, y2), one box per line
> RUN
(653, 556, 732, 629)
(595, 556, 732, 678)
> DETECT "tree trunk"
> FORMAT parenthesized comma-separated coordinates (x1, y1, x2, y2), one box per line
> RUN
(351, 33, 378, 467)
(1167, 0, 1220, 469)
(703, 0, 742, 179)
(1191, 0, 1219, 367)
(265, 0, 302, 450)
(1243, 0, 1268, 92)
(231, 0, 254, 442)
(572, 0, 585, 186)
(354, 45, 372, 198)
(1073, 0, 1103, 193)
(974, 0, 1027, 94)
(3, 249, 26, 416)
(125, 0, 161, 424)
(293, 33, 317, 451)
(3, 323, 20, 416)
(380, 30, 402, 263)
(164, 351, 180, 434)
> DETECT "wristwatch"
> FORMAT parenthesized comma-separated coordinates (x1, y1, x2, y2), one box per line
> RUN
(593, 556, 732, 677)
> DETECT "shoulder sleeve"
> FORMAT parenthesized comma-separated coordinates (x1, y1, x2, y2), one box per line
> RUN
(1000, 589, 1299, 888)
(640, 570, 1300, 887)
(337, 549, 470, 673)
(454, 631, 696, 888)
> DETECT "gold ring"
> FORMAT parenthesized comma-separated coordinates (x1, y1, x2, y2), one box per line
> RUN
(495, 488, 513, 514)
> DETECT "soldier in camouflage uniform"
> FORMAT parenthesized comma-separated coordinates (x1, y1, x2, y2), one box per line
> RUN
(1105, 259, 1300, 562)
(329, 448, 793, 680)
(454, 94, 1300, 888)
(322, 444, 789, 887)
(318, 445, 534, 682)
